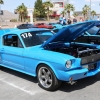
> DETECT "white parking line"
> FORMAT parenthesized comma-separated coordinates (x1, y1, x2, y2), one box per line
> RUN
(0, 78, 38, 95)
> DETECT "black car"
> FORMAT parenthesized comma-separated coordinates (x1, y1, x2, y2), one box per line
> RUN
(17, 23, 37, 29)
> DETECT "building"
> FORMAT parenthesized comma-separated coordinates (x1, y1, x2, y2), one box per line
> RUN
(74, 11, 83, 16)
(49, 0, 68, 17)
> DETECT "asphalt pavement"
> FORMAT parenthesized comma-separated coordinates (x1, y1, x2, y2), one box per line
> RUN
(0, 67, 100, 100)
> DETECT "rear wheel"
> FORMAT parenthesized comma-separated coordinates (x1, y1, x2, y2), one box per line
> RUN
(37, 64, 62, 91)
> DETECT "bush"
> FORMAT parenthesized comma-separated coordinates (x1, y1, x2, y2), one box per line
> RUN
(55, 17, 59, 20)
(10, 19, 17, 22)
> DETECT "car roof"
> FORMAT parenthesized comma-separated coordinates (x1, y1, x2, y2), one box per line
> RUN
(0, 28, 50, 36)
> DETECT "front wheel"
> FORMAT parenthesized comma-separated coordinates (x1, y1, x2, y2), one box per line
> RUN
(37, 64, 62, 91)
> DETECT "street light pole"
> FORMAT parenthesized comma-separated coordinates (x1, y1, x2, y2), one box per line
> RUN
(90, 0, 91, 19)
(0, 4, 1, 26)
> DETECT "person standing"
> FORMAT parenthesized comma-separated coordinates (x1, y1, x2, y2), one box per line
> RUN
(97, 16, 100, 20)
(73, 17, 77, 24)
(63, 17, 66, 25)
(59, 16, 63, 24)
(67, 18, 71, 24)
(59, 16, 66, 25)
(79, 17, 84, 22)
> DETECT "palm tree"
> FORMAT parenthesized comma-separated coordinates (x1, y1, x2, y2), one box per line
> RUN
(17, 3, 28, 22)
(60, 10, 66, 17)
(0, 0, 4, 11)
(82, 9, 87, 20)
(82, 5, 90, 20)
(73, 12, 78, 17)
(0, 0, 4, 24)
(43, 1, 53, 21)
(0, 0, 3, 4)
(33, 8, 40, 18)
(64, 4, 75, 18)
(91, 10, 96, 18)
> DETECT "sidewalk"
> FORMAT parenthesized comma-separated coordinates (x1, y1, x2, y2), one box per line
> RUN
(1, 19, 59, 29)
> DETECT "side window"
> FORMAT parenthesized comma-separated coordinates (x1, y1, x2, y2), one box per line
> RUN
(3, 34, 23, 48)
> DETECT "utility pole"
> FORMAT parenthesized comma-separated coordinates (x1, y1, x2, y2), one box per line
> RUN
(90, 0, 91, 19)
(64, 0, 69, 19)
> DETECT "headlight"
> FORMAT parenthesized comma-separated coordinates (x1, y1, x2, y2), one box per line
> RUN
(66, 60, 72, 68)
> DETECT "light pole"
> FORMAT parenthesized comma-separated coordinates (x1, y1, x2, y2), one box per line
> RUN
(90, 0, 91, 19)
(0, 0, 4, 26)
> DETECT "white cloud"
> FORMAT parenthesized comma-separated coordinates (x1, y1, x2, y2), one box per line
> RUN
(85, 0, 100, 2)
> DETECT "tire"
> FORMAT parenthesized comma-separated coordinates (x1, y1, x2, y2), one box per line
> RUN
(37, 64, 62, 91)
(0, 66, 3, 69)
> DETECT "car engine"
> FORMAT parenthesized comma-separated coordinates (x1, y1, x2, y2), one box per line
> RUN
(45, 42, 100, 57)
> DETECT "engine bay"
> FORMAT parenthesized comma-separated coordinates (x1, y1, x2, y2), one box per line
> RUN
(46, 42, 100, 58)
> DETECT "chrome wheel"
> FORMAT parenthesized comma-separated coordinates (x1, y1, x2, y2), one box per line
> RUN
(38, 67, 52, 88)
(37, 64, 62, 91)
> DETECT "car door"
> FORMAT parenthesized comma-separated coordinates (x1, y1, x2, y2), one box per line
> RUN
(0, 34, 25, 70)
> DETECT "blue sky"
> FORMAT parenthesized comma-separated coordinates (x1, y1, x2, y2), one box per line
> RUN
(1, 0, 100, 14)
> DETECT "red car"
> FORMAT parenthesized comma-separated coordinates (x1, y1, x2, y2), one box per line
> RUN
(34, 23, 54, 29)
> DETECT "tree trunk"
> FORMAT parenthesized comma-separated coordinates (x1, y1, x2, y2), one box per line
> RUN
(84, 14, 85, 20)
(47, 7, 49, 21)
(21, 16, 22, 22)
(68, 12, 70, 18)
(47, 14, 49, 21)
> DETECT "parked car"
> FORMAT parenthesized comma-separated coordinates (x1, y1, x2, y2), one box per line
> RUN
(34, 23, 54, 29)
(17, 23, 37, 29)
(0, 21, 100, 91)
(52, 25, 100, 44)
(48, 23, 63, 28)
(75, 26, 100, 44)
(52, 25, 68, 33)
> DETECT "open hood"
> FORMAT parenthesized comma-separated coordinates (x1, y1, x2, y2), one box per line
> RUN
(42, 21, 100, 47)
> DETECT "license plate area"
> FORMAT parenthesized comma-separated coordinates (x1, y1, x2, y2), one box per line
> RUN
(88, 63, 97, 71)
(83, 63, 97, 71)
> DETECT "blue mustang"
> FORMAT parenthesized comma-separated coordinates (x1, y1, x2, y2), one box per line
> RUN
(0, 21, 100, 91)
(75, 26, 100, 44)
(48, 22, 64, 29)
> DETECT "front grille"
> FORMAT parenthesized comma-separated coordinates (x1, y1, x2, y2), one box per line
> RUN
(81, 53, 100, 65)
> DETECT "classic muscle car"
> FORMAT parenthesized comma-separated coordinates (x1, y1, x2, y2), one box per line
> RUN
(0, 21, 100, 91)
(17, 23, 37, 29)
(75, 26, 100, 44)
(48, 23, 63, 28)
(34, 23, 54, 29)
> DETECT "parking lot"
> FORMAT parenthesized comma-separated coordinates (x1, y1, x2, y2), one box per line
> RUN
(0, 67, 100, 100)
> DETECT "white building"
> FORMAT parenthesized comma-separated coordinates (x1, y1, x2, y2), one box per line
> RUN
(27, 8, 33, 23)
(49, 0, 69, 17)
(50, 0, 64, 17)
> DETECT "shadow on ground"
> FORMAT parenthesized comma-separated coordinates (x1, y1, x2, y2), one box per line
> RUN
(58, 73, 100, 92)
(0, 67, 37, 83)
(1, 67, 100, 92)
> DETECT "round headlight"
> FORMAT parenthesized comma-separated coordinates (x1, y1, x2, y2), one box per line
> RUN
(66, 60, 72, 68)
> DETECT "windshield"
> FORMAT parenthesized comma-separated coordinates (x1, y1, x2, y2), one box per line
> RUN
(86, 26, 99, 35)
(21, 31, 53, 47)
